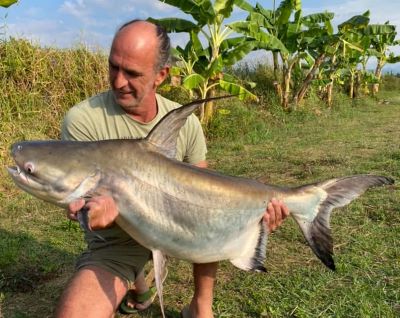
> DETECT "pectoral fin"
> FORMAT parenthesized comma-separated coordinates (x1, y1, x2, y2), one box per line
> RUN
(77, 206, 105, 242)
(230, 220, 267, 272)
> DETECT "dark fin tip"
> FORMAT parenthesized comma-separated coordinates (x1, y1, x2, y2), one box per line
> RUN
(309, 210, 335, 270)
(230, 221, 268, 272)
(77, 207, 106, 242)
(250, 221, 268, 271)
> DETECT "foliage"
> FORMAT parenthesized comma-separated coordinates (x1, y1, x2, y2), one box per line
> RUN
(149, 0, 258, 125)
(118, 1, 400, 114)
(0, 0, 17, 8)
(230, 0, 336, 109)
(0, 38, 109, 169)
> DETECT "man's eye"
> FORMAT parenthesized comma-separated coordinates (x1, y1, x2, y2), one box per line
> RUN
(109, 62, 118, 70)
(126, 71, 140, 77)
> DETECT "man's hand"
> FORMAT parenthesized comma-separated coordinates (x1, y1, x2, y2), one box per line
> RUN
(263, 198, 290, 232)
(66, 196, 118, 230)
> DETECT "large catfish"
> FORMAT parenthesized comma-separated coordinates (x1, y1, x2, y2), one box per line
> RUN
(7, 97, 394, 317)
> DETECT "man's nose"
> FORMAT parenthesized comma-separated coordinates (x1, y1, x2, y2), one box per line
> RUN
(112, 70, 128, 88)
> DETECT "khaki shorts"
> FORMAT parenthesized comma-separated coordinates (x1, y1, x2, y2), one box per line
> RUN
(76, 224, 151, 288)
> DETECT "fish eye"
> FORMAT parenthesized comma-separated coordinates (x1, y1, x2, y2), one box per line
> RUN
(24, 162, 35, 174)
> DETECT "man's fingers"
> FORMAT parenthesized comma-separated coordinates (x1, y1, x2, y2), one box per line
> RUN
(265, 198, 291, 233)
(66, 210, 78, 221)
(271, 198, 282, 226)
(267, 201, 276, 232)
(281, 203, 290, 219)
(66, 198, 86, 221)
(68, 198, 86, 212)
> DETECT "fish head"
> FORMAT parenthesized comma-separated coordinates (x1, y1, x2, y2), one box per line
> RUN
(7, 140, 101, 207)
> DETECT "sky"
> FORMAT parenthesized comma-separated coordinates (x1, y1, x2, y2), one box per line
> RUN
(1, 0, 400, 72)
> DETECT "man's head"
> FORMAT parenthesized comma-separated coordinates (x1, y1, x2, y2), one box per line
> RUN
(108, 20, 170, 113)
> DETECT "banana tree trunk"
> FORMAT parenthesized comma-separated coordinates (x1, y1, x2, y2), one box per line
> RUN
(294, 53, 325, 106)
(353, 71, 361, 98)
(202, 88, 215, 126)
(197, 85, 208, 123)
(273, 51, 283, 103)
(282, 58, 295, 110)
(326, 54, 337, 107)
(349, 72, 354, 99)
(282, 68, 291, 110)
(273, 51, 280, 81)
(274, 81, 283, 105)
(372, 59, 384, 96)
(326, 82, 333, 107)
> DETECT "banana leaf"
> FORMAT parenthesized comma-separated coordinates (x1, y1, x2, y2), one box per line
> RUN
(0, 0, 17, 8)
(147, 17, 199, 33)
(219, 79, 258, 101)
(183, 73, 206, 90)
(214, 0, 235, 18)
(222, 41, 257, 66)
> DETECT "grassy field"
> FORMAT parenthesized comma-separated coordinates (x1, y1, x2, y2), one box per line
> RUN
(1, 93, 399, 318)
(0, 40, 399, 317)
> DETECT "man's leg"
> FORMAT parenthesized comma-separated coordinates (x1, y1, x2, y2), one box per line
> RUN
(187, 262, 218, 318)
(121, 270, 155, 310)
(55, 265, 128, 318)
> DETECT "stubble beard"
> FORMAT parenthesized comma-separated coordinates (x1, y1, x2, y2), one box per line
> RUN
(113, 90, 144, 112)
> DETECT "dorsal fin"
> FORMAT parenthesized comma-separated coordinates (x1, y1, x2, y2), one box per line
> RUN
(146, 95, 234, 158)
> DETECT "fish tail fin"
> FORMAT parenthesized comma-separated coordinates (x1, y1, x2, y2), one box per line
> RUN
(230, 220, 268, 272)
(290, 175, 394, 270)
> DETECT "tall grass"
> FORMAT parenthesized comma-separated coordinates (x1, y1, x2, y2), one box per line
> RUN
(0, 38, 109, 166)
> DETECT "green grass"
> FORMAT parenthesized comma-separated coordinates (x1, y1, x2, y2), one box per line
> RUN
(0, 39, 399, 317)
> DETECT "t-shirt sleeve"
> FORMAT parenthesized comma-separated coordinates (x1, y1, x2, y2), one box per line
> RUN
(181, 114, 207, 164)
(61, 106, 97, 142)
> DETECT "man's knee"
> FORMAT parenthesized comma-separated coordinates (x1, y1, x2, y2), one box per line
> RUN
(55, 266, 128, 318)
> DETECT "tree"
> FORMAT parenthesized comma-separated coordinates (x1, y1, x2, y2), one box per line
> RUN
(231, 0, 334, 109)
(149, 0, 258, 125)
(365, 23, 400, 95)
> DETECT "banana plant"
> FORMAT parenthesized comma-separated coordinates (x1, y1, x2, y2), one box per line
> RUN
(336, 11, 385, 99)
(231, 0, 334, 109)
(149, 0, 258, 125)
(365, 23, 400, 95)
(291, 12, 335, 106)
(317, 11, 371, 104)
(0, 0, 17, 7)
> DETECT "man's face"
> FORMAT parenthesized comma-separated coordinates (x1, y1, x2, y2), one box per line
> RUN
(108, 28, 166, 113)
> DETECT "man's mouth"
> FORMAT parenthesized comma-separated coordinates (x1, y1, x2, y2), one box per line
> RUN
(116, 90, 133, 96)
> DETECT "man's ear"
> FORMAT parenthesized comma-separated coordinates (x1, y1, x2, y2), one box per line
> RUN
(154, 65, 170, 87)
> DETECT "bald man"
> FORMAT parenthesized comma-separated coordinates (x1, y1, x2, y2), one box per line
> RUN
(56, 20, 289, 318)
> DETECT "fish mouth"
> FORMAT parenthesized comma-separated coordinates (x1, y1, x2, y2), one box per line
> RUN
(7, 165, 40, 189)
(7, 164, 65, 205)
(7, 165, 25, 180)
(7, 165, 17, 173)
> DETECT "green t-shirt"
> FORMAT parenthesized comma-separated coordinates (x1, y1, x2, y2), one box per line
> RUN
(61, 90, 207, 164)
